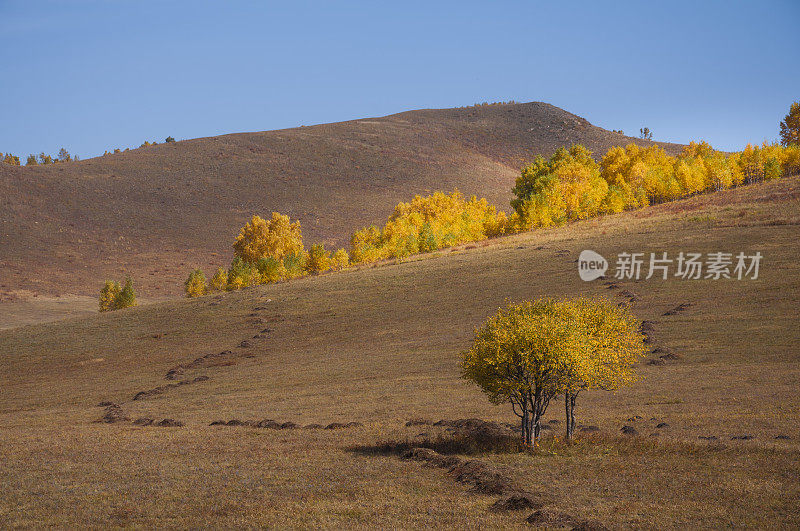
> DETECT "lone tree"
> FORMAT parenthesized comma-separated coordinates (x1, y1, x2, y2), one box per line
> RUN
(461, 299, 585, 446)
(639, 127, 653, 140)
(461, 298, 646, 446)
(559, 298, 646, 440)
(780, 101, 800, 146)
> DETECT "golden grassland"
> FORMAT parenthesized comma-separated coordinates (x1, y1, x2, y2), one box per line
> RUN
(1, 176, 799, 527)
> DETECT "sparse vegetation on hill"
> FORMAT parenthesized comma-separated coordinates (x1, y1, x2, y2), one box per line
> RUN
(1, 153, 20, 165)
(0, 148, 79, 166)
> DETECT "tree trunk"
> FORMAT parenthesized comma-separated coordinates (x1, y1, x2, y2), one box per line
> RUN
(521, 407, 531, 446)
(565, 392, 577, 440)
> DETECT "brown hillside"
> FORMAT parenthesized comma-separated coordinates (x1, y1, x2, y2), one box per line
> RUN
(0, 102, 680, 297)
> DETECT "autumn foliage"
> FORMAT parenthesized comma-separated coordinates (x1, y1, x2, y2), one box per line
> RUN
(99, 277, 137, 312)
(184, 269, 207, 298)
(233, 213, 303, 264)
(511, 141, 800, 229)
(184, 137, 799, 295)
(350, 191, 508, 263)
(461, 298, 645, 446)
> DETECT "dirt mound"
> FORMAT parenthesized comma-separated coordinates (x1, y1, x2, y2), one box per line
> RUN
(401, 446, 519, 495)
(156, 418, 184, 427)
(166, 351, 237, 379)
(132, 375, 209, 400)
(648, 346, 683, 365)
(579, 425, 600, 433)
(405, 418, 434, 427)
(489, 493, 541, 512)
(209, 419, 360, 430)
(639, 320, 656, 333)
(663, 302, 693, 316)
(325, 421, 363, 429)
(401, 447, 461, 469)
(95, 404, 129, 424)
(621, 425, 638, 435)
(133, 417, 154, 426)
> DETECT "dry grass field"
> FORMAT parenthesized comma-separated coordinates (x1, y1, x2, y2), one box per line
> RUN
(1, 175, 799, 528)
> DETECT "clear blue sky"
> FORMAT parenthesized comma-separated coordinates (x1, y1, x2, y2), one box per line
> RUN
(1, 0, 798, 158)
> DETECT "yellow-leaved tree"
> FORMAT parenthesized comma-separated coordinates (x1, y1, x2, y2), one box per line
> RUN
(99, 281, 121, 312)
(99, 277, 137, 312)
(233, 213, 303, 264)
(184, 269, 207, 298)
(330, 248, 350, 271)
(306, 243, 331, 274)
(210, 267, 228, 291)
(558, 298, 647, 440)
(461, 299, 586, 446)
(461, 298, 645, 446)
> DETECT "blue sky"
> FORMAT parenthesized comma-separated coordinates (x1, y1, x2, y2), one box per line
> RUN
(1, 0, 798, 158)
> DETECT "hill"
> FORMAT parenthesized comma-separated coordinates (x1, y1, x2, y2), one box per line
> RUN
(0, 102, 681, 301)
(0, 175, 798, 527)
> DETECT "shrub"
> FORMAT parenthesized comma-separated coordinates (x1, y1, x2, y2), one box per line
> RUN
(210, 267, 228, 291)
(256, 257, 286, 284)
(25, 154, 37, 166)
(2, 153, 20, 165)
(165, 136, 176, 143)
(330, 248, 350, 271)
(283, 251, 308, 279)
(184, 269, 207, 297)
(350, 225, 385, 264)
(227, 258, 256, 290)
(306, 243, 331, 274)
(115, 277, 137, 309)
(233, 213, 303, 264)
(99, 277, 136, 311)
(99, 281, 121, 312)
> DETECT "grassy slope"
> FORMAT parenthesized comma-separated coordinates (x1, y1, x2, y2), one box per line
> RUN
(0, 176, 798, 528)
(0, 102, 680, 298)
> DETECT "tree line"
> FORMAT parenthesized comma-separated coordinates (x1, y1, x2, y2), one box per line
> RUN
(181, 137, 800, 298)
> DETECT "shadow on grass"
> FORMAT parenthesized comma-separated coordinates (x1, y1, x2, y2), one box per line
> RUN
(348, 419, 526, 457)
